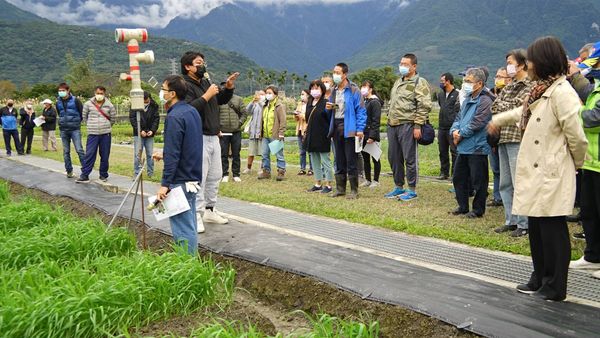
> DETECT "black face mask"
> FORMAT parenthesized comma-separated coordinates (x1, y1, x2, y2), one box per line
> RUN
(7, 103, 13, 107)
(195, 65, 206, 79)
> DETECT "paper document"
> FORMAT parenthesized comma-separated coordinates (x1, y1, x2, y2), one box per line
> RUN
(355, 136, 363, 153)
(268, 139, 284, 154)
(220, 132, 233, 136)
(33, 117, 45, 127)
(147, 186, 190, 221)
(362, 142, 382, 161)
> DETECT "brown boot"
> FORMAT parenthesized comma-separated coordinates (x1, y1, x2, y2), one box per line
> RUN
(331, 174, 347, 197)
(276, 168, 286, 181)
(258, 169, 271, 180)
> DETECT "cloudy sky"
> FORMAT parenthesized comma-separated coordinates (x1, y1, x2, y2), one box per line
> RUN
(7, 0, 407, 27)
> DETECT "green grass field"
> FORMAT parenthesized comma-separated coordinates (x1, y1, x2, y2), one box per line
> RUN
(23, 123, 585, 259)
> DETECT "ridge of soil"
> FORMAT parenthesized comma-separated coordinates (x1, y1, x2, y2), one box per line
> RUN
(7, 182, 477, 337)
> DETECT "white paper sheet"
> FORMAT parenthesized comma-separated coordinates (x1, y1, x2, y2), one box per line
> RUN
(355, 136, 363, 153)
(362, 142, 382, 161)
(33, 117, 45, 127)
(268, 139, 284, 154)
(147, 185, 190, 221)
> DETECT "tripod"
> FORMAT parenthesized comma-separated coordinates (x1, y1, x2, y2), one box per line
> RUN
(107, 109, 148, 249)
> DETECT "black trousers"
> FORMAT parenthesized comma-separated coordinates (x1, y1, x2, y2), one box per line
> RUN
(219, 131, 242, 177)
(361, 137, 380, 182)
(333, 119, 358, 177)
(581, 169, 600, 262)
(20, 128, 34, 154)
(438, 128, 456, 177)
(3, 129, 22, 155)
(453, 154, 488, 215)
(527, 216, 570, 300)
(575, 169, 582, 208)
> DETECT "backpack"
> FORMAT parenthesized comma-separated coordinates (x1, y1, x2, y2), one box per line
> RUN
(413, 77, 435, 146)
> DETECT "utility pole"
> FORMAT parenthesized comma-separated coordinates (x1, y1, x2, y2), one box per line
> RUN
(169, 58, 178, 75)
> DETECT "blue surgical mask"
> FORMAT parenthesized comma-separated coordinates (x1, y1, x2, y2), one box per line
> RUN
(439, 83, 445, 90)
(398, 65, 409, 76)
(58, 91, 67, 98)
(332, 74, 342, 84)
(462, 83, 474, 95)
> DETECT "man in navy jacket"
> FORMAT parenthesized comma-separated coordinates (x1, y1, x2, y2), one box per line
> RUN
(155, 75, 203, 255)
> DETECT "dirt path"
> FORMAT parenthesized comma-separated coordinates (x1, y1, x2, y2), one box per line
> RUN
(7, 182, 477, 337)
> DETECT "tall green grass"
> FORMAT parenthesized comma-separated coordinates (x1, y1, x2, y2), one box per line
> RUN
(0, 182, 236, 337)
(0, 252, 235, 337)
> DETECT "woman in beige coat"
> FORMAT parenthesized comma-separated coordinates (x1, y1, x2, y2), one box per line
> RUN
(489, 36, 588, 301)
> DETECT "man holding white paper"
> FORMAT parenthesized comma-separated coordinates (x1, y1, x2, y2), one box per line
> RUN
(156, 75, 203, 255)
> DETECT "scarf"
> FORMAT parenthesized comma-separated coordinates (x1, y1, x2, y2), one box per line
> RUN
(520, 76, 558, 134)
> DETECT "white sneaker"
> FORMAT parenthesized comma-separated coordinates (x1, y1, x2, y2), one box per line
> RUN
(369, 181, 380, 188)
(233, 176, 242, 182)
(569, 257, 600, 270)
(221, 176, 229, 183)
(196, 214, 205, 233)
(359, 180, 371, 187)
(242, 168, 251, 174)
(203, 209, 229, 224)
(593, 270, 600, 279)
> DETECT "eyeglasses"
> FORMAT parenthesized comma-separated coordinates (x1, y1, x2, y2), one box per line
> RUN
(160, 87, 172, 92)
(193, 62, 206, 67)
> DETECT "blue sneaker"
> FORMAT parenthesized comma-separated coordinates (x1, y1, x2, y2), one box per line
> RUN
(398, 190, 418, 201)
(384, 187, 405, 199)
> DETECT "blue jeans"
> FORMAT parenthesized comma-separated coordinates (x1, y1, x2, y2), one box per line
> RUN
(134, 136, 155, 177)
(261, 137, 285, 172)
(81, 133, 111, 179)
(60, 129, 85, 174)
(169, 184, 198, 255)
(499, 143, 528, 229)
(297, 135, 312, 171)
(488, 149, 501, 202)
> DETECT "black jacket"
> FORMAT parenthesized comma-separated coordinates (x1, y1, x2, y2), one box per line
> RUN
(364, 97, 382, 142)
(303, 98, 332, 153)
(19, 108, 36, 130)
(41, 107, 57, 131)
(183, 74, 233, 135)
(130, 98, 160, 137)
(437, 88, 460, 129)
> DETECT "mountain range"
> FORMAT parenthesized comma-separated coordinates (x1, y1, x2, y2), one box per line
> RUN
(0, 0, 262, 93)
(4, 0, 600, 86)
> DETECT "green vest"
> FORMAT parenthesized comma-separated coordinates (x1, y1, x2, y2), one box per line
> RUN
(262, 98, 277, 138)
(582, 80, 600, 173)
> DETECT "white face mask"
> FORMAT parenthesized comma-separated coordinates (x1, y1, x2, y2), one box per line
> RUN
(159, 90, 166, 103)
(26, 104, 33, 109)
(399, 65, 410, 76)
(332, 74, 342, 84)
(324, 82, 331, 91)
(265, 93, 275, 101)
(301, 94, 308, 102)
(462, 83, 474, 95)
(95, 94, 105, 102)
(259, 95, 266, 103)
(360, 87, 369, 96)
(506, 64, 517, 77)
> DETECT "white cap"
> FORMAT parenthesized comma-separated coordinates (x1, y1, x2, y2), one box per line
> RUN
(42, 99, 53, 105)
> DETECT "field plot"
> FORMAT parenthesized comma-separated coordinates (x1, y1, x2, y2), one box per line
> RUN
(0, 181, 387, 338)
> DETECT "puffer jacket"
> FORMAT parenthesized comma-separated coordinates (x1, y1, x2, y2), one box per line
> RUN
(219, 95, 247, 133)
(83, 98, 116, 135)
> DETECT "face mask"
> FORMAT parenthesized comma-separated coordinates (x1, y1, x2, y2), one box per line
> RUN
(265, 93, 275, 101)
(495, 79, 506, 89)
(159, 90, 166, 103)
(7, 103, 13, 107)
(360, 87, 369, 96)
(506, 64, 517, 77)
(439, 83, 446, 90)
(310, 89, 321, 99)
(195, 64, 206, 79)
(301, 94, 308, 102)
(332, 74, 342, 84)
(26, 104, 33, 109)
(324, 82, 331, 91)
(58, 91, 67, 98)
(95, 94, 105, 102)
(259, 95, 266, 103)
(398, 65, 410, 76)
(462, 83, 474, 95)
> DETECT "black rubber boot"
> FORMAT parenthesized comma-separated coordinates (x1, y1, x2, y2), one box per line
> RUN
(331, 174, 347, 197)
(347, 175, 359, 199)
